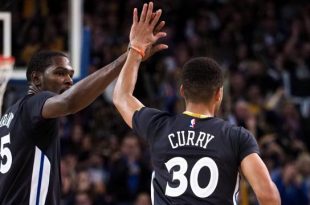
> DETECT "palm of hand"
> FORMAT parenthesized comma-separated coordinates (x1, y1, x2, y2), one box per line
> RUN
(130, 24, 156, 52)
(129, 3, 167, 61)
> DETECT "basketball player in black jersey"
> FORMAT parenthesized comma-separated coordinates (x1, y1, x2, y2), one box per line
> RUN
(113, 3, 281, 205)
(0, 3, 167, 204)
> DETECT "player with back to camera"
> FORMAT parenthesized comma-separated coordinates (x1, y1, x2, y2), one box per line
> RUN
(113, 3, 281, 205)
(0, 3, 167, 204)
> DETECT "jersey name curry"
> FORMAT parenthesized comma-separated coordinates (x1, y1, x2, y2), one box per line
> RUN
(168, 130, 214, 149)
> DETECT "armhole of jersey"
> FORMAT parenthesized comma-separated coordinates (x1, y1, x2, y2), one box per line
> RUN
(136, 106, 145, 112)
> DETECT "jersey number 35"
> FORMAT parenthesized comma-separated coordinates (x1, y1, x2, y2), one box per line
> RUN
(0, 134, 12, 174)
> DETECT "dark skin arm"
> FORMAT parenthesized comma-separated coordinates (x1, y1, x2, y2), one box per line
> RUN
(42, 52, 127, 118)
(41, 8, 167, 119)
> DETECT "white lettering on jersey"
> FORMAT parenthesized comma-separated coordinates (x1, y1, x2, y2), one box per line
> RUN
(203, 133, 215, 149)
(168, 133, 178, 149)
(0, 113, 14, 128)
(177, 131, 186, 146)
(168, 131, 214, 149)
(186, 131, 195, 146)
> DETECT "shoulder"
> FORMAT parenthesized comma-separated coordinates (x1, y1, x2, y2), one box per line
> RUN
(23, 91, 57, 120)
(213, 119, 255, 142)
(132, 107, 176, 139)
(24, 91, 56, 108)
(212, 118, 241, 137)
(28, 91, 56, 101)
(134, 107, 173, 121)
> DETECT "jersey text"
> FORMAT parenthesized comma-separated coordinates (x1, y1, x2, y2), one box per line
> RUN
(0, 113, 14, 128)
(168, 131, 214, 149)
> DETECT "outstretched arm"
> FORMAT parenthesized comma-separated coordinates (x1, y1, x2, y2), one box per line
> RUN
(42, 52, 127, 118)
(241, 153, 281, 205)
(113, 2, 168, 128)
(42, 3, 166, 119)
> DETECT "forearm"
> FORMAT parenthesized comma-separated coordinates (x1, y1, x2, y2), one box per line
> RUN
(113, 49, 144, 127)
(66, 52, 127, 111)
(257, 182, 281, 205)
(116, 51, 141, 96)
(241, 154, 281, 205)
(113, 2, 166, 127)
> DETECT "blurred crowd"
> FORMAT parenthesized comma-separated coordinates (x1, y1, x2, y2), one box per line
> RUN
(3, 0, 310, 204)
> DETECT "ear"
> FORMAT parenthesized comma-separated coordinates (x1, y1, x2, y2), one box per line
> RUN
(215, 87, 223, 102)
(30, 71, 42, 87)
(180, 84, 185, 97)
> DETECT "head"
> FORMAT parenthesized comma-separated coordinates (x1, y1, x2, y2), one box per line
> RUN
(27, 50, 74, 94)
(75, 191, 93, 205)
(180, 57, 224, 111)
(135, 192, 151, 205)
(121, 134, 141, 161)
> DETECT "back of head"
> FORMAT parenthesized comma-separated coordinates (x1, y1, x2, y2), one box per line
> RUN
(181, 57, 224, 103)
(26, 50, 68, 82)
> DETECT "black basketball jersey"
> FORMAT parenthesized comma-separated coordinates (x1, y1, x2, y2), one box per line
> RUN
(133, 107, 259, 205)
(0, 91, 60, 205)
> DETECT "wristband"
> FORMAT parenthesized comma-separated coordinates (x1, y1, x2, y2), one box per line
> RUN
(128, 44, 145, 58)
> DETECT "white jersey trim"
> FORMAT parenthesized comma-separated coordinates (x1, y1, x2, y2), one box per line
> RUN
(29, 146, 51, 205)
(151, 171, 155, 205)
(233, 172, 240, 205)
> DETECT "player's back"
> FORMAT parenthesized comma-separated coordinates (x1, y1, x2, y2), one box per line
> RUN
(0, 92, 60, 205)
(133, 107, 259, 205)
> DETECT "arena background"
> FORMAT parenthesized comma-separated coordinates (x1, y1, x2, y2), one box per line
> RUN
(1, 0, 310, 204)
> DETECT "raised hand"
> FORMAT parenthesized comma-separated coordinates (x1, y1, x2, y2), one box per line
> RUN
(143, 20, 168, 61)
(129, 2, 168, 59)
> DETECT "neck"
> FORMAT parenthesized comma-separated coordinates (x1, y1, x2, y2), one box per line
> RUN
(27, 84, 41, 95)
(185, 101, 215, 117)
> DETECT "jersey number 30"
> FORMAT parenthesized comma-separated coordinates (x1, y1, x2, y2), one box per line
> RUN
(165, 157, 219, 198)
(0, 134, 12, 174)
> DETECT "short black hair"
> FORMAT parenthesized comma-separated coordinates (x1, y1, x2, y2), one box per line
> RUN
(181, 57, 224, 103)
(26, 50, 68, 82)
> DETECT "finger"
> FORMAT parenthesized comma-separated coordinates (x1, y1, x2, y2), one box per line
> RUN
(140, 3, 148, 22)
(149, 12, 156, 26)
(154, 31, 167, 41)
(150, 9, 162, 28)
(154, 21, 165, 34)
(151, 44, 169, 55)
(133, 8, 138, 24)
(145, 2, 154, 23)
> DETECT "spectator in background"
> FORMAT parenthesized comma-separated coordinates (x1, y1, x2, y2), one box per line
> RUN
(272, 160, 309, 205)
(74, 191, 94, 205)
(108, 134, 151, 205)
(134, 192, 151, 205)
(296, 153, 310, 203)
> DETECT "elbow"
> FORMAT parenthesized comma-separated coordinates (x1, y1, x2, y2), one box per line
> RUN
(256, 182, 281, 205)
(60, 95, 81, 115)
(112, 90, 124, 111)
(112, 83, 128, 108)
(112, 92, 120, 108)
(61, 97, 76, 115)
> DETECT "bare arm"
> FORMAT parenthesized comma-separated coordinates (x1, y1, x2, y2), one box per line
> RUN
(113, 49, 145, 127)
(113, 2, 167, 128)
(241, 153, 281, 205)
(42, 3, 166, 119)
(42, 52, 127, 118)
